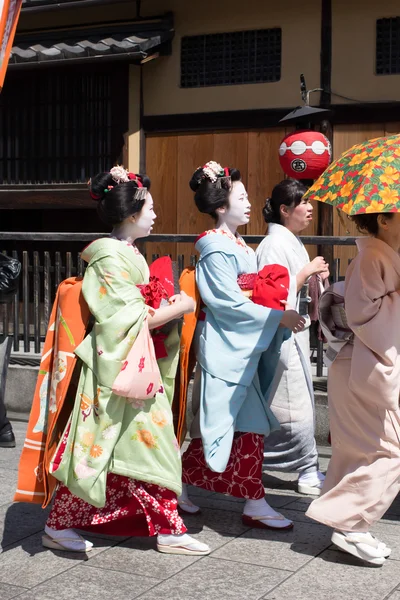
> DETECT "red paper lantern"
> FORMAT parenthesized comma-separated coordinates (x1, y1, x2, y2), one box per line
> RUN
(279, 130, 331, 180)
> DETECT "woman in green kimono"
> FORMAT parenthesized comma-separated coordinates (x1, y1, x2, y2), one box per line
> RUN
(43, 166, 210, 556)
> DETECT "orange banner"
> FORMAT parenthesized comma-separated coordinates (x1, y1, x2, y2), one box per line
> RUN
(0, 0, 22, 91)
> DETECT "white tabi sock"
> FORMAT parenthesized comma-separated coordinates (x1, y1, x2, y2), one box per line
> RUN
(177, 483, 200, 513)
(298, 470, 325, 486)
(243, 498, 293, 529)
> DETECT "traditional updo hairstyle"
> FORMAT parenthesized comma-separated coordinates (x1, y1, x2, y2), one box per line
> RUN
(350, 213, 394, 236)
(262, 178, 308, 225)
(89, 165, 151, 227)
(189, 161, 242, 221)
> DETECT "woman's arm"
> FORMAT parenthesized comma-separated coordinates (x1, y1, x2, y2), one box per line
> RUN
(147, 291, 195, 329)
(297, 257, 329, 293)
(198, 251, 304, 338)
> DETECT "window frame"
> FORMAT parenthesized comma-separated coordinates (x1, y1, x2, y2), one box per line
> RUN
(180, 27, 282, 89)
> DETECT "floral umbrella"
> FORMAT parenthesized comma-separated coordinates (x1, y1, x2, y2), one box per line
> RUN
(303, 133, 400, 214)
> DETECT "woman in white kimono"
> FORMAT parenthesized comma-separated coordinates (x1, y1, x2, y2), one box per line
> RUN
(256, 179, 329, 495)
(179, 162, 306, 530)
(307, 212, 400, 566)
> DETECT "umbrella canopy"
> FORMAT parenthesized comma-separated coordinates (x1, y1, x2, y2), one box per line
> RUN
(303, 133, 400, 215)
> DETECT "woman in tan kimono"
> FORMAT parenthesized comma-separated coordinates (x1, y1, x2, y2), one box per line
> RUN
(306, 211, 400, 566)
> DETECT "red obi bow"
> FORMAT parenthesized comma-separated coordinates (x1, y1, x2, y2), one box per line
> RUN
(137, 256, 176, 359)
(237, 264, 290, 310)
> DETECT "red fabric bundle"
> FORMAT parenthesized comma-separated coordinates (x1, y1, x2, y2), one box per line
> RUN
(137, 276, 169, 310)
(148, 256, 175, 298)
(252, 265, 289, 310)
(137, 257, 176, 359)
(137, 256, 175, 310)
(237, 264, 289, 310)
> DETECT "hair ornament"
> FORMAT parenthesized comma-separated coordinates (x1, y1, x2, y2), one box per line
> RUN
(88, 177, 101, 200)
(215, 175, 232, 189)
(128, 172, 144, 188)
(199, 161, 232, 188)
(264, 197, 273, 213)
(110, 165, 130, 184)
(134, 187, 148, 201)
(201, 161, 225, 183)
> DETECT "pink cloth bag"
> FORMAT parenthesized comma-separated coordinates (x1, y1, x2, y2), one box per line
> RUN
(112, 318, 162, 400)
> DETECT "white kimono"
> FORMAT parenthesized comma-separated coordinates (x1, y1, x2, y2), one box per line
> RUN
(256, 223, 319, 474)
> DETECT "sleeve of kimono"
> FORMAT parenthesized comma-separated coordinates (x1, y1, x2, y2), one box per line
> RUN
(256, 238, 297, 308)
(82, 253, 146, 323)
(345, 251, 400, 351)
(76, 253, 149, 388)
(197, 250, 283, 354)
(345, 251, 400, 410)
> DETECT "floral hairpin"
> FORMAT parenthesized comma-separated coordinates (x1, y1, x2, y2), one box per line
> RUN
(200, 161, 232, 189)
(89, 166, 147, 200)
(201, 161, 225, 183)
(110, 165, 130, 184)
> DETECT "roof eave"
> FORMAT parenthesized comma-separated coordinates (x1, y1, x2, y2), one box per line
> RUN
(7, 49, 150, 68)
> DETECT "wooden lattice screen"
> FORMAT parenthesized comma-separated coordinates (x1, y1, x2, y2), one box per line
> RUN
(0, 64, 129, 185)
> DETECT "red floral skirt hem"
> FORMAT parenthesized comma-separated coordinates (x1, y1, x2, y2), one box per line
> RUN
(182, 432, 265, 500)
(46, 473, 187, 537)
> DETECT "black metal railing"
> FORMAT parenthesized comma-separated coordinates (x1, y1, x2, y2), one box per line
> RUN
(0, 233, 357, 377)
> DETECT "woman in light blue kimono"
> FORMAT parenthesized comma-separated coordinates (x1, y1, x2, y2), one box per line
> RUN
(180, 161, 306, 530)
(256, 179, 330, 496)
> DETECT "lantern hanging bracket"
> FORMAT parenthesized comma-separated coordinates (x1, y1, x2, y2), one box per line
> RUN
(279, 75, 332, 125)
(300, 73, 323, 106)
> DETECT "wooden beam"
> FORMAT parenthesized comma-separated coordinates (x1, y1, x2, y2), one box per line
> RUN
(0, 188, 95, 209)
(143, 102, 400, 134)
(318, 1, 334, 268)
(320, 0, 332, 106)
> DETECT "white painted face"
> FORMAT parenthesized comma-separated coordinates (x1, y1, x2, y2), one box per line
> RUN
(132, 192, 157, 238)
(217, 181, 251, 229)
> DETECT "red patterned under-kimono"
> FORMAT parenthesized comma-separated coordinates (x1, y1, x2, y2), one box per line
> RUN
(47, 475, 186, 536)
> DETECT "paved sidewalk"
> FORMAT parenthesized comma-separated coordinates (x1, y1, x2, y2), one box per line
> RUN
(1, 422, 400, 600)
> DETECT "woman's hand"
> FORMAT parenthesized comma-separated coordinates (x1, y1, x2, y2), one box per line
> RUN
(297, 256, 329, 292)
(148, 291, 196, 330)
(169, 291, 196, 313)
(178, 290, 196, 314)
(308, 256, 329, 277)
(319, 267, 330, 282)
(279, 303, 306, 333)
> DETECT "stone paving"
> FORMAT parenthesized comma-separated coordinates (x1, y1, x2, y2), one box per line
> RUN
(2, 421, 400, 600)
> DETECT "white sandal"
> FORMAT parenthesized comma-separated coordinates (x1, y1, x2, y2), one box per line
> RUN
(42, 533, 93, 553)
(332, 531, 390, 565)
(242, 513, 294, 530)
(157, 534, 210, 556)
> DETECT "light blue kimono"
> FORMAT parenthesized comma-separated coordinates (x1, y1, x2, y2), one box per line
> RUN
(194, 231, 289, 473)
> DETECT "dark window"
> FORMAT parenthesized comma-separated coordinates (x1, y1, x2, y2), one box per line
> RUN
(0, 64, 128, 184)
(181, 28, 281, 88)
(376, 17, 400, 75)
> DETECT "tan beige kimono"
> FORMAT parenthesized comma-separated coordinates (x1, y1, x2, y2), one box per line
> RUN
(306, 236, 400, 532)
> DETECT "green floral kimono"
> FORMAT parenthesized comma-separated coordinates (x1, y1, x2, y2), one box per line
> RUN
(50, 238, 182, 508)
